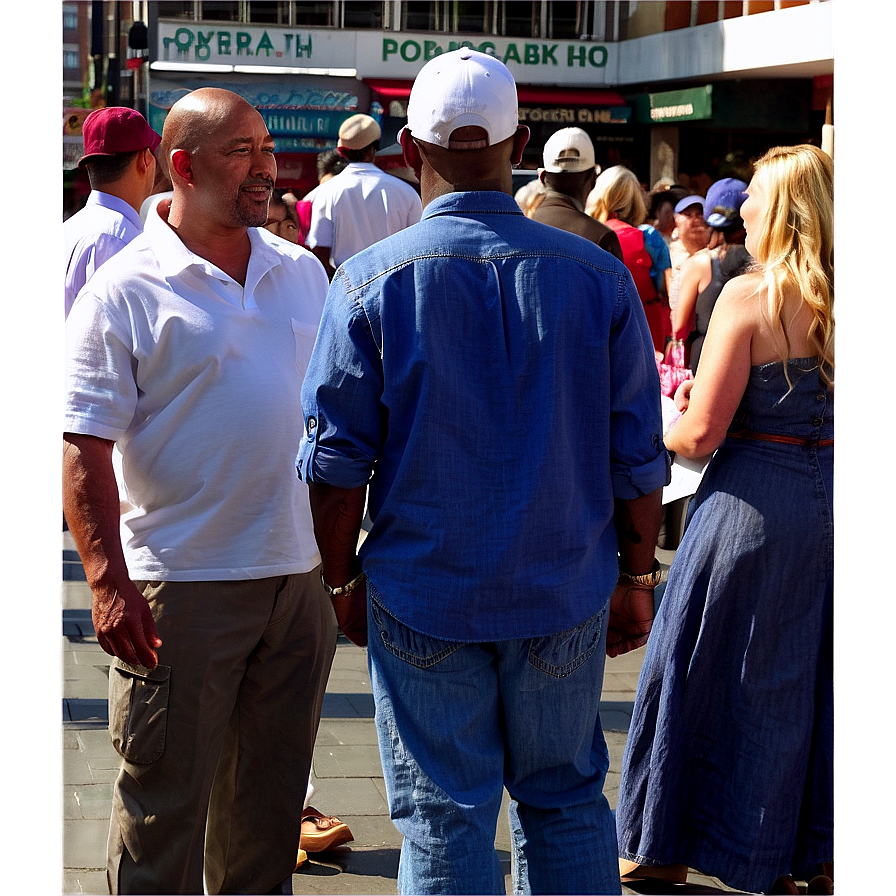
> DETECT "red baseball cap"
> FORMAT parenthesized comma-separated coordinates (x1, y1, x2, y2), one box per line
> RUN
(77, 107, 162, 168)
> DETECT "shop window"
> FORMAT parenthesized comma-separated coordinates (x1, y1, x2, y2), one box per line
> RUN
(549, 1, 586, 39)
(156, 2, 199, 19)
(403, 1, 443, 31)
(248, 1, 289, 23)
(294, 1, 335, 26)
(200, 2, 240, 22)
(501, 1, 538, 37)
(455, 2, 489, 34)
(344, 2, 384, 28)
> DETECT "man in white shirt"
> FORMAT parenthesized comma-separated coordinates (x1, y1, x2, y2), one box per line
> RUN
(63, 106, 161, 318)
(63, 88, 336, 895)
(307, 113, 422, 277)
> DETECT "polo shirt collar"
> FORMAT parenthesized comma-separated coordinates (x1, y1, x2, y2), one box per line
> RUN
(144, 199, 283, 283)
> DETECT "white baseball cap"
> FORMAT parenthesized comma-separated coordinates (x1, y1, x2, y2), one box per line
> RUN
(541, 127, 596, 173)
(405, 48, 519, 149)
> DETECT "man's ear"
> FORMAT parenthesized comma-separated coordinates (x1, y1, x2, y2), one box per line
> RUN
(135, 147, 155, 175)
(169, 149, 193, 184)
(400, 128, 423, 179)
(510, 126, 530, 167)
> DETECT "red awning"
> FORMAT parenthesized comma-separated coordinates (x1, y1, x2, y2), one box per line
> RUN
(364, 79, 626, 108)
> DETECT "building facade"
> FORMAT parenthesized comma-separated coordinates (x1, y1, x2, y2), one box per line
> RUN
(63, 1, 833, 199)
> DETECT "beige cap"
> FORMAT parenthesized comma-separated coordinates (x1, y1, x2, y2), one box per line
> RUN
(338, 114, 382, 150)
(541, 127, 596, 173)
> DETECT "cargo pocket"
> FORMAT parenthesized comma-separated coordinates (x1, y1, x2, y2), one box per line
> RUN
(108, 659, 171, 765)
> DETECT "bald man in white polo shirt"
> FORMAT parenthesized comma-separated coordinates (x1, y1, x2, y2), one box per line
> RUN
(307, 113, 422, 277)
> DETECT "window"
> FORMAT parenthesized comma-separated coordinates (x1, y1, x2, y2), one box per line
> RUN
(455, 2, 489, 34)
(200, 2, 240, 21)
(62, 4, 78, 30)
(549, 1, 587, 39)
(403, 1, 442, 31)
(156, 2, 199, 19)
(501, 2, 538, 37)
(344, 2, 384, 28)
(249, 1, 290, 23)
(294, 1, 335, 26)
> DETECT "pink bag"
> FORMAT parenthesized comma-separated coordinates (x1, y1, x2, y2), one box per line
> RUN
(657, 339, 693, 398)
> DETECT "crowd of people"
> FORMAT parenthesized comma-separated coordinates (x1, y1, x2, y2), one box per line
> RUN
(63, 48, 833, 896)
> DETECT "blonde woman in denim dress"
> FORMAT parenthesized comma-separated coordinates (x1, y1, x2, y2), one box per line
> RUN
(616, 145, 834, 896)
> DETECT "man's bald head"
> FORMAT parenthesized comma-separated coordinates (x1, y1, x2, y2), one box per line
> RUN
(161, 88, 258, 165)
(161, 87, 277, 234)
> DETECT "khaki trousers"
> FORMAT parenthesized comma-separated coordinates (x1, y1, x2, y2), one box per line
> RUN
(105, 570, 337, 894)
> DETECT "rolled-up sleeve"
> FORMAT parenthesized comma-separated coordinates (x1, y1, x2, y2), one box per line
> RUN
(607, 274, 671, 499)
(297, 277, 383, 488)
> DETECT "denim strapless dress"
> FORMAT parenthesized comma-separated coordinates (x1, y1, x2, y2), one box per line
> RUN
(616, 359, 833, 893)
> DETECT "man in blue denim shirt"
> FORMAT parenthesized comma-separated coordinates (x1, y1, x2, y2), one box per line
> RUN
(298, 49, 669, 895)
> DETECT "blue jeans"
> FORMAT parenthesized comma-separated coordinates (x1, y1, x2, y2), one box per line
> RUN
(367, 587, 621, 895)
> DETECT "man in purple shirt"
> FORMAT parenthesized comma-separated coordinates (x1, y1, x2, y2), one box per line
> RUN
(298, 49, 668, 895)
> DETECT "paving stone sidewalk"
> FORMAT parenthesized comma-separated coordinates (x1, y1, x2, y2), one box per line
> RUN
(63, 536, 750, 895)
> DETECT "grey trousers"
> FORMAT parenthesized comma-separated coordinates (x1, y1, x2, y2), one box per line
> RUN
(105, 570, 337, 894)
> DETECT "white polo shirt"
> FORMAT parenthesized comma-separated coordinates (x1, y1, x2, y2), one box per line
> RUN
(64, 190, 145, 318)
(64, 201, 329, 582)
(307, 161, 422, 268)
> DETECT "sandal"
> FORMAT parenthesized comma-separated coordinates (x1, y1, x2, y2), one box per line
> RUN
(300, 806, 354, 853)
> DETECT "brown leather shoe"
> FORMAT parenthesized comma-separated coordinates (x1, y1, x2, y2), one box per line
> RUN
(300, 806, 354, 853)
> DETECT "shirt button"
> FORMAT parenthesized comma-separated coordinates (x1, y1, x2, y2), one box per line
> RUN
(811, 416, 823, 426)
(307, 417, 317, 433)
(816, 392, 826, 401)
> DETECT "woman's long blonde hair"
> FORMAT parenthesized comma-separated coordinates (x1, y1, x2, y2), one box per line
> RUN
(587, 165, 647, 226)
(749, 144, 834, 387)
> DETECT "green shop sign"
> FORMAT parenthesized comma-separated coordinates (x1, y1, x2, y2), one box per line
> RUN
(382, 37, 608, 69)
(648, 86, 712, 123)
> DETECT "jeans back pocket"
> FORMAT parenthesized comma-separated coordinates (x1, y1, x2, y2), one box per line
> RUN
(108, 659, 171, 765)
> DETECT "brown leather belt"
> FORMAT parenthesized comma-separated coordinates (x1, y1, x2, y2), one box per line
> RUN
(727, 429, 833, 448)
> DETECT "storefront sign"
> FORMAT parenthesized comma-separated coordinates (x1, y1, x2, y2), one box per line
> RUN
(518, 106, 630, 125)
(648, 86, 712, 122)
(158, 22, 320, 64)
(155, 22, 615, 86)
(380, 37, 608, 70)
(260, 109, 347, 138)
(147, 76, 362, 139)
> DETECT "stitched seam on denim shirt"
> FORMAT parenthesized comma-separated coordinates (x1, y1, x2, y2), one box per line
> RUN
(344, 252, 627, 295)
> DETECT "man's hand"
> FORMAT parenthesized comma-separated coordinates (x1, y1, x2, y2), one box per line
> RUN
(606, 582, 655, 658)
(330, 585, 368, 648)
(92, 582, 163, 669)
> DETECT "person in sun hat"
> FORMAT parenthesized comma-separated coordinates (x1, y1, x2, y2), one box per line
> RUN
(298, 48, 668, 895)
(529, 126, 623, 260)
(64, 106, 161, 318)
(306, 111, 422, 277)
